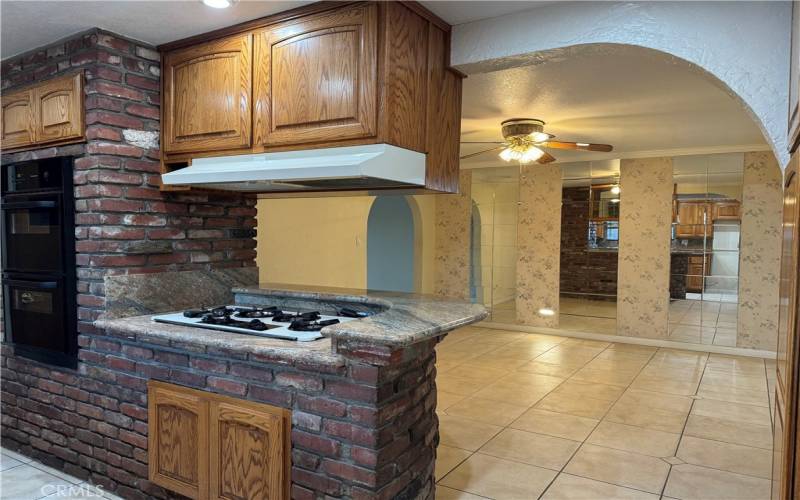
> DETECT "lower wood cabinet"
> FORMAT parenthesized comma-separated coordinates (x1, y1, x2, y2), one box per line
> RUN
(148, 381, 290, 500)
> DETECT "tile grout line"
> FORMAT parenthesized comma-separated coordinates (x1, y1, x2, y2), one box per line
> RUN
(536, 341, 657, 499)
(659, 350, 709, 498)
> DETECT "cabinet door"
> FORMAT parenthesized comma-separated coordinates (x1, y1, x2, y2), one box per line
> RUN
(676, 203, 702, 238)
(35, 72, 84, 144)
(713, 201, 741, 221)
(253, 4, 378, 146)
(210, 400, 286, 500)
(148, 382, 209, 500)
(1, 89, 35, 149)
(163, 33, 252, 154)
(774, 156, 800, 500)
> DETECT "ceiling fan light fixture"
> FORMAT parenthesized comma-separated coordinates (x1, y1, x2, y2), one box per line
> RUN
(499, 145, 544, 164)
(519, 146, 545, 164)
(529, 131, 550, 143)
(499, 148, 517, 162)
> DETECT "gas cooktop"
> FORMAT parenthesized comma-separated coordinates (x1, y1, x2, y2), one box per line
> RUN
(151, 305, 368, 342)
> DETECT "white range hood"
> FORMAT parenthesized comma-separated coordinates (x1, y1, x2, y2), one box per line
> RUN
(160, 143, 426, 194)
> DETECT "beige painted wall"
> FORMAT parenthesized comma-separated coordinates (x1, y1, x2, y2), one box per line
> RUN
(617, 157, 674, 338)
(737, 152, 783, 349)
(256, 195, 437, 292)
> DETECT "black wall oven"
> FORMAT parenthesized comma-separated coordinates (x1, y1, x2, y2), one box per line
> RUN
(2, 157, 77, 367)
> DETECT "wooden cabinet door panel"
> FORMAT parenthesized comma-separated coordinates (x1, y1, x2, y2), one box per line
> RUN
(713, 201, 741, 220)
(164, 34, 252, 153)
(210, 401, 285, 500)
(1, 89, 35, 149)
(35, 72, 84, 144)
(254, 4, 377, 146)
(148, 382, 209, 499)
(774, 158, 800, 500)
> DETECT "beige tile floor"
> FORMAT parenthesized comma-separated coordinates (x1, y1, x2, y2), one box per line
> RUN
(435, 325, 774, 500)
(0, 325, 773, 500)
(0, 448, 124, 499)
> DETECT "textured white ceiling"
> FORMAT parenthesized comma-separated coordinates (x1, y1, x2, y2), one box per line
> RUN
(0, 0, 549, 59)
(459, 45, 767, 168)
(0, 1, 312, 58)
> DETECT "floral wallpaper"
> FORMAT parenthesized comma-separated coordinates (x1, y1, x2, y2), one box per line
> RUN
(617, 157, 673, 338)
(516, 164, 562, 327)
(737, 151, 783, 350)
(434, 170, 473, 299)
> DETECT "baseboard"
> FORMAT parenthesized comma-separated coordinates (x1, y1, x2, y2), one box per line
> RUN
(477, 321, 777, 360)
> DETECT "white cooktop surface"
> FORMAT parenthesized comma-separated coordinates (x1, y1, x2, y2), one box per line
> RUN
(151, 306, 357, 342)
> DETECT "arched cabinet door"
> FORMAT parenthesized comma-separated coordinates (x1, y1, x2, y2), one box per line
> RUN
(1, 89, 35, 149)
(148, 382, 210, 500)
(253, 4, 378, 147)
(209, 400, 286, 500)
(163, 33, 253, 154)
(35, 72, 84, 144)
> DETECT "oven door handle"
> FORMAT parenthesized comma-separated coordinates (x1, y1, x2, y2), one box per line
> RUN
(4, 279, 58, 289)
(2, 201, 57, 209)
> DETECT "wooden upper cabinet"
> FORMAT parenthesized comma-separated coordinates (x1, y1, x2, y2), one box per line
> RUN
(676, 202, 706, 238)
(148, 382, 210, 500)
(158, 2, 463, 193)
(163, 33, 253, 154)
(35, 72, 84, 144)
(253, 4, 378, 146)
(210, 400, 286, 500)
(1, 89, 36, 149)
(1, 72, 84, 151)
(713, 201, 741, 221)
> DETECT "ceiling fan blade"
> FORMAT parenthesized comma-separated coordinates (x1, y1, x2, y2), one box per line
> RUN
(459, 141, 505, 144)
(460, 145, 504, 160)
(537, 151, 557, 164)
(542, 141, 614, 152)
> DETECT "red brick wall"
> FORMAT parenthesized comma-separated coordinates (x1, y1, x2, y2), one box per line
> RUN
(0, 28, 257, 336)
(1, 334, 438, 500)
(560, 186, 618, 298)
(1, 28, 440, 500)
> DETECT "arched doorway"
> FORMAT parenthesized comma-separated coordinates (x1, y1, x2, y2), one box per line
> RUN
(367, 196, 417, 293)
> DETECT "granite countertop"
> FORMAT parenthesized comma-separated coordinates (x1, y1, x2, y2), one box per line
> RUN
(95, 283, 487, 365)
(233, 283, 488, 347)
(95, 315, 346, 369)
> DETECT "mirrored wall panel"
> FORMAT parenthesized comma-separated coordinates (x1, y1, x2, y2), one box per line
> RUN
(559, 160, 620, 334)
(470, 167, 519, 323)
(668, 153, 743, 346)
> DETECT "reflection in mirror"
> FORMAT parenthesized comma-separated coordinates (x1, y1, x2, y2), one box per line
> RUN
(558, 160, 619, 335)
(668, 153, 743, 345)
(469, 166, 519, 323)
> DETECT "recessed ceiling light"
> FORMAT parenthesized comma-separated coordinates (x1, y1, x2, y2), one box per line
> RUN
(202, 0, 234, 8)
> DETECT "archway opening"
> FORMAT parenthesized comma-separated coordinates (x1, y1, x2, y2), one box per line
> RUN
(367, 196, 417, 293)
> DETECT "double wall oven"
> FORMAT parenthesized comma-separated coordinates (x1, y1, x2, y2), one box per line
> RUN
(1, 157, 77, 367)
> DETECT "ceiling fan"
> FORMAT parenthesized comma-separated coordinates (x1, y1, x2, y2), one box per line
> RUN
(460, 118, 614, 165)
